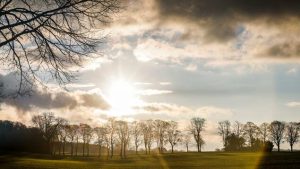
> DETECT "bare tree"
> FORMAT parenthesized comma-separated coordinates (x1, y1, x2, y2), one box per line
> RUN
(94, 126, 106, 157)
(233, 121, 243, 137)
(32, 112, 65, 155)
(182, 132, 192, 152)
(140, 120, 154, 154)
(189, 117, 206, 152)
(243, 122, 260, 148)
(116, 120, 130, 158)
(166, 121, 181, 153)
(131, 121, 142, 154)
(57, 122, 69, 156)
(106, 118, 116, 158)
(79, 123, 92, 157)
(285, 122, 300, 152)
(218, 120, 231, 148)
(269, 121, 285, 152)
(259, 123, 269, 144)
(0, 0, 120, 93)
(65, 124, 79, 156)
(153, 119, 168, 153)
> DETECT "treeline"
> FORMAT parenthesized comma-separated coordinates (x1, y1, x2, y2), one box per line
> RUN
(1, 113, 299, 158)
(217, 121, 300, 152)
(0, 121, 48, 153)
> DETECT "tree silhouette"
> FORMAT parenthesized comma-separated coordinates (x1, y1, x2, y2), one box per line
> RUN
(0, 0, 120, 94)
(189, 117, 205, 152)
(269, 121, 285, 152)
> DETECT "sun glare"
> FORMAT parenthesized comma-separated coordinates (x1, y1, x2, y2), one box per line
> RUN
(107, 79, 141, 116)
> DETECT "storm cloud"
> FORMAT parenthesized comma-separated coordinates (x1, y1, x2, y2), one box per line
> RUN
(0, 73, 110, 113)
(156, 0, 300, 42)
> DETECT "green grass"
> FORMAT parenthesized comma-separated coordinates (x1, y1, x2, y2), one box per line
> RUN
(1, 152, 300, 169)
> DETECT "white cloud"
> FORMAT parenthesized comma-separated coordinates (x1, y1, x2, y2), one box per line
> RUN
(159, 82, 171, 85)
(65, 83, 96, 88)
(286, 68, 298, 75)
(137, 89, 173, 96)
(185, 64, 198, 72)
(286, 102, 300, 108)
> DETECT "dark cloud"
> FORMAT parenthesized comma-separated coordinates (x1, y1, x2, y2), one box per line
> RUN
(156, 0, 300, 42)
(0, 73, 110, 112)
(80, 93, 110, 110)
(262, 43, 300, 59)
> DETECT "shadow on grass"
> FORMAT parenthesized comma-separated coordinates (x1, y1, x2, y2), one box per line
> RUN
(256, 152, 300, 169)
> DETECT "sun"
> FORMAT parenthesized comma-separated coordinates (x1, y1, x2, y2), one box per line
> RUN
(107, 79, 141, 116)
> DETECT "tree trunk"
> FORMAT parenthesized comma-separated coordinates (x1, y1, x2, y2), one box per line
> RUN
(110, 143, 114, 159)
(277, 144, 280, 152)
(120, 142, 123, 158)
(98, 145, 102, 157)
(186, 145, 189, 152)
(59, 142, 61, 155)
(62, 141, 65, 156)
(87, 143, 89, 157)
(71, 141, 73, 156)
(124, 143, 126, 158)
(135, 145, 138, 154)
(291, 144, 293, 152)
(83, 142, 85, 157)
(75, 139, 78, 156)
(171, 145, 174, 153)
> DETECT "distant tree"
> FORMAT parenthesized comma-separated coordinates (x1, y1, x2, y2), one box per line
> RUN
(94, 126, 107, 157)
(263, 141, 274, 152)
(57, 122, 69, 156)
(166, 121, 181, 153)
(79, 123, 92, 156)
(233, 121, 243, 137)
(269, 121, 285, 152)
(182, 132, 192, 152)
(218, 120, 231, 148)
(131, 121, 142, 154)
(0, 0, 120, 94)
(224, 133, 246, 151)
(32, 112, 65, 154)
(189, 117, 206, 152)
(65, 124, 79, 156)
(259, 123, 269, 143)
(153, 119, 169, 153)
(140, 120, 153, 154)
(116, 120, 130, 158)
(243, 122, 260, 148)
(106, 118, 116, 158)
(285, 122, 300, 152)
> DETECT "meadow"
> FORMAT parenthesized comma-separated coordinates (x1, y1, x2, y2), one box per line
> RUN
(1, 152, 300, 169)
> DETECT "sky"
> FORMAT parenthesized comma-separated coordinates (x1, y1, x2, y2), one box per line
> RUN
(1, 0, 300, 151)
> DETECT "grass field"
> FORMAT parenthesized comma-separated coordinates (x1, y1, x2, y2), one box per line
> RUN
(1, 152, 300, 169)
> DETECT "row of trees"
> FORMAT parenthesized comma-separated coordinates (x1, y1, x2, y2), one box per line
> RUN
(218, 121, 300, 152)
(1, 113, 299, 157)
(30, 113, 206, 158)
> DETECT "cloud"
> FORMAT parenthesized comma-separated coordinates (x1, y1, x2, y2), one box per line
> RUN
(286, 102, 300, 108)
(196, 106, 234, 121)
(1, 87, 110, 113)
(103, 0, 300, 73)
(137, 89, 173, 96)
(159, 82, 171, 86)
(65, 83, 96, 88)
(134, 82, 152, 85)
(132, 102, 234, 122)
(185, 64, 198, 72)
(156, 0, 300, 42)
(286, 68, 298, 75)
